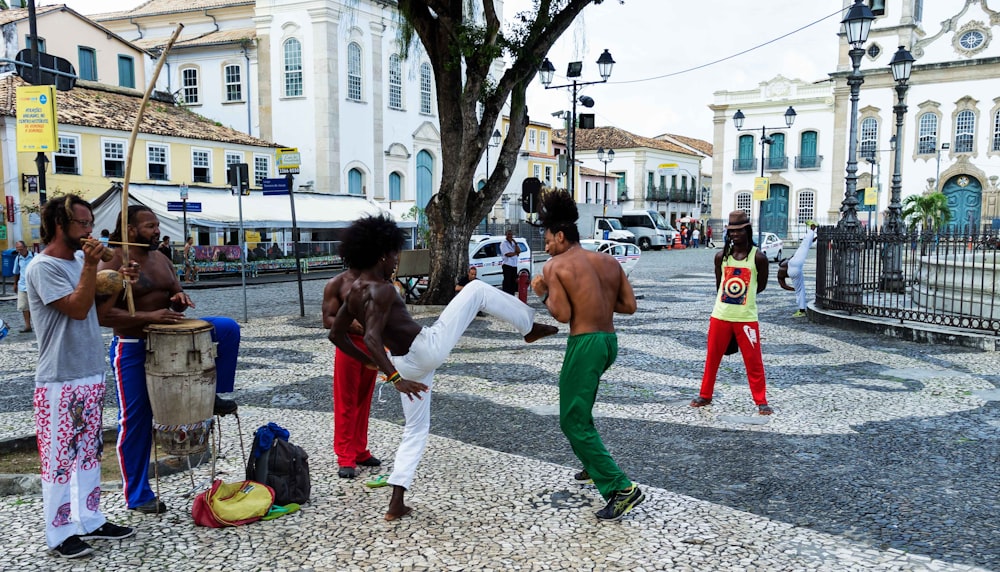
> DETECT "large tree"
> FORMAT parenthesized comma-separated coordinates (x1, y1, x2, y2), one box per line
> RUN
(397, 0, 621, 303)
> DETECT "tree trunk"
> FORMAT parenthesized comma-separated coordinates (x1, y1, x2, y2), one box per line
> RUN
(422, 200, 477, 303)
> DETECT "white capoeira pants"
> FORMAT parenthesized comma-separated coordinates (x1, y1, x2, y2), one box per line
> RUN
(786, 228, 817, 310)
(387, 280, 536, 490)
(33, 374, 108, 549)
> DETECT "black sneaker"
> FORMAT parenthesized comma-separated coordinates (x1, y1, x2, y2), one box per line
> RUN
(338, 466, 356, 479)
(132, 498, 168, 515)
(213, 395, 238, 416)
(595, 485, 645, 521)
(81, 522, 137, 540)
(574, 469, 593, 484)
(52, 536, 94, 559)
(357, 456, 382, 467)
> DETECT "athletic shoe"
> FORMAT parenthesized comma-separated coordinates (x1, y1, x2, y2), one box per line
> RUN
(357, 456, 382, 467)
(52, 536, 94, 559)
(792, 310, 807, 318)
(213, 395, 238, 416)
(132, 498, 168, 514)
(81, 522, 137, 541)
(596, 484, 645, 521)
(338, 466, 356, 479)
(574, 469, 593, 484)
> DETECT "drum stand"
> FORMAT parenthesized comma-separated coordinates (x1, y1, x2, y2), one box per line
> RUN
(149, 411, 249, 502)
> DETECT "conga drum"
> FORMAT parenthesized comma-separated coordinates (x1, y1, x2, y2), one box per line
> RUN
(144, 319, 217, 456)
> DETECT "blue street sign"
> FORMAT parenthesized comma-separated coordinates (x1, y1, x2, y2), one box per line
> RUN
(167, 201, 201, 212)
(262, 178, 289, 195)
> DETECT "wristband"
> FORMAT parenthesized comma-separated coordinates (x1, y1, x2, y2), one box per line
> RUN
(386, 371, 401, 385)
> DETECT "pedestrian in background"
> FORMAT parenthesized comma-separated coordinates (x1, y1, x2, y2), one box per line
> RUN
(12, 240, 34, 333)
(500, 229, 520, 295)
(690, 227, 700, 249)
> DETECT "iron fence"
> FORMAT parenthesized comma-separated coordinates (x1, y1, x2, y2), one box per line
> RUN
(815, 226, 1000, 335)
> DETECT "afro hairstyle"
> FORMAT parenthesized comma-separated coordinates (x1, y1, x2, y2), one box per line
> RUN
(339, 214, 406, 270)
(537, 188, 580, 243)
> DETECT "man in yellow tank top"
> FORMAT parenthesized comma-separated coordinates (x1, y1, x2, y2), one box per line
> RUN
(690, 210, 773, 415)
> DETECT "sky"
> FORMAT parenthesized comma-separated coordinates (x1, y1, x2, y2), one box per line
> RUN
(57, 0, 846, 143)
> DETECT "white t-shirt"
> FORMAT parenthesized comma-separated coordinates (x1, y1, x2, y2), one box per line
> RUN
(500, 239, 519, 267)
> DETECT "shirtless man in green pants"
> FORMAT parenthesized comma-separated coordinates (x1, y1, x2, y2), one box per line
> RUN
(530, 189, 644, 521)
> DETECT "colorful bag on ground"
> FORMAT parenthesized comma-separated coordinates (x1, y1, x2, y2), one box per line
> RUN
(192, 479, 275, 527)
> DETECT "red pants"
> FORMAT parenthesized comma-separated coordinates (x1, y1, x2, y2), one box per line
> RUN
(698, 317, 768, 405)
(333, 334, 378, 468)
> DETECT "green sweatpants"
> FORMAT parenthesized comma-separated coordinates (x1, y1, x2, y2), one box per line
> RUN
(559, 332, 631, 500)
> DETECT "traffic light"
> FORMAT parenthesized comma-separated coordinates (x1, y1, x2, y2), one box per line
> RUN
(521, 177, 541, 214)
(227, 163, 250, 196)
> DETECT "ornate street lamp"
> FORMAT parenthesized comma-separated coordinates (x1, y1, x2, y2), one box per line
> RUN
(485, 128, 501, 183)
(731, 105, 796, 245)
(835, 0, 876, 305)
(597, 147, 615, 217)
(540, 50, 615, 201)
(880, 45, 915, 292)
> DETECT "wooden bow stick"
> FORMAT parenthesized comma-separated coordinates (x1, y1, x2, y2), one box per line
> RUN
(120, 23, 184, 316)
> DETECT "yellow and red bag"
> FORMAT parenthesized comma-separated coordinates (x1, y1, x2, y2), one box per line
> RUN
(192, 479, 274, 527)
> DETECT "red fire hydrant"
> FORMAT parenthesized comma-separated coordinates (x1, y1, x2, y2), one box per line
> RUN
(518, 270, 530, 303)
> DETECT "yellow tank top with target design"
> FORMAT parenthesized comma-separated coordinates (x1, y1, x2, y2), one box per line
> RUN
(711, 247, 759, 323)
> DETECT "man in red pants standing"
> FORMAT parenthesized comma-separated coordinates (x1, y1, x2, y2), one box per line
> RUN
(323, 268, 381, 478)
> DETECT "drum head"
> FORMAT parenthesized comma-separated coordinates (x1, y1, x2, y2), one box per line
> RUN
(144, 318, 214, 335)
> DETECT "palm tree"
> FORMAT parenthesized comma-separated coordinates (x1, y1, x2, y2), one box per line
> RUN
(902, 192, 951, 233)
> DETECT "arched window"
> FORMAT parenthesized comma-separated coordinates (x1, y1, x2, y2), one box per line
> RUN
(918, 113, 937, 155)
(180, 66, 199, 104)
(283, 38, 303, 97)
(388, 54, 403, 110)
(416, 150, 433, 209)
(348, 168, 364, 196)
(767, 133, 786, 169)
(736, 134, 755, 171)
(954, 110, 975, 153)
(420, 63, 432, 114)
(389, 172, 402, 201)
(798, 131, 818, 168)
(736, 192, 752, 214)
(859, 117, 878, 161)
(992, 110, 1000, 152)
(347, 42, 363, 101)
(797, 190, 815, 223)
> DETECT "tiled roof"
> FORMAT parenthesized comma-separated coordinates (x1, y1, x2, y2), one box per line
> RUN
(0, 5, 62, 25)
(659, 133, 713, 157)
(0, 75, 278, 148)
(552, 126, 699, 157)
(578, 166, 619, 178)
(90, 0, 254, 20)
(132, 28, 256, 50)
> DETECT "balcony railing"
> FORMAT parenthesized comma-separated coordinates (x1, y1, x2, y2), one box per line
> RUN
(795, 155, 823, 169)
(733, 157, 757, 173)
(645, 187, 668, 201)
(765, 156, 788, 171)
(670, 189, 697, 203)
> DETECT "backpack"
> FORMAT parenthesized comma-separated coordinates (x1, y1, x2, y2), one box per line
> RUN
(245, 423, 311, 506)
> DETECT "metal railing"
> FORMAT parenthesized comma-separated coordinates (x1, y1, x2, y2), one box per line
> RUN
(816, 227, 1000, 335)
(765, 156, 789, 171)
(795, 155, 823, 169)
(733, 158, 757, 172)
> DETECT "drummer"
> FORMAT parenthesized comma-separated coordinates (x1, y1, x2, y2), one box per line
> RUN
(96, 205, 241, 515)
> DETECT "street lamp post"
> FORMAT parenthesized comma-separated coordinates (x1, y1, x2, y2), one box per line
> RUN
(540, 50, 615, 201)
(486, 128, 501, 183)
(880, 45, 915, 292)
(597, 147, 614, 218)
(731, 105, 796, 245)
(834, 0, 876, 305)
(935, 142, 950, 191)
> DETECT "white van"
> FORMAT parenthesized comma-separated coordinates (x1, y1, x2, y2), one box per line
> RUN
(468, 235, 532, 288)
(621, 210, 678, 251)
(594, 218, 636, 244)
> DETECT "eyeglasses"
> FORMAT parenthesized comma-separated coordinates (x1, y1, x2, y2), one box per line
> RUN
(71, 218, 95, 229)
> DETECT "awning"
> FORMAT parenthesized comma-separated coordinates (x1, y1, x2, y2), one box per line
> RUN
(91, 184, 413, 239)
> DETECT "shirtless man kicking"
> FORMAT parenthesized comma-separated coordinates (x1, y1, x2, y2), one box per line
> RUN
(96, 206, 240, 514)
(530, 189, 645, 521)
(331, 215, 556, 521)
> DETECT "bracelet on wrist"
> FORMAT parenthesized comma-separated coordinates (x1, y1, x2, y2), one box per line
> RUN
(386, 371, 402, 385)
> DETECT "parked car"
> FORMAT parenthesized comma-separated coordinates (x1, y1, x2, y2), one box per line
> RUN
(757, 232, 784, 262)
(468, 235, 533, 288)
(578, 239, 642, 277)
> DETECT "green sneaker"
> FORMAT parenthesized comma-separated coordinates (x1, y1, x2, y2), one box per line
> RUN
(792, 310, 807, 318)
(574, 469, 593, 484)
(596, 484, 645, 521)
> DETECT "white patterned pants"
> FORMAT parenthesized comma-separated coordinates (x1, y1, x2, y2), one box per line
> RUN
(33, 374, 108, 549)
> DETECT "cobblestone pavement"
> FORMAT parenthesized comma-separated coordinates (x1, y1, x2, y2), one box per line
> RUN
(1, 247, 997, 571)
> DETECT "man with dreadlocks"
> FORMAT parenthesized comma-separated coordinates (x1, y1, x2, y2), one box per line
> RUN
(331, 215, 557, 521)
(690, 209, 773, 415)
(530, 189, 645, 522)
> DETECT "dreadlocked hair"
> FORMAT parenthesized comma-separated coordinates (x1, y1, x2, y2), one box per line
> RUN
(721, 224, 756, 262)
(537, 188, 580, 243)
(339, 214, 405, 270)
(40, 195, 92, 244)
(110, 205, 154, 243)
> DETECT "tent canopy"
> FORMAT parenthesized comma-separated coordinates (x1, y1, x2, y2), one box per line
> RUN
(91, 184, 413, 240)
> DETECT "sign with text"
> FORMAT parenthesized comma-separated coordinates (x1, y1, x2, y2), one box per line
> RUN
(262, 178, 289, 195)
(656, 163, 679, 177)
(276, 147, 300, 173)
(753, 177, 770, 201)
(167, 201, 201, 213)
(864, 187, 878, 206)
(16, 85, 57, 152)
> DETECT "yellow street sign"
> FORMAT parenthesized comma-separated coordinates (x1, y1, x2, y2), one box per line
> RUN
(864, 187, 878, 206)
(16, 85, 58, 152)
(656, 163, 678, 176)
(753, 177, 770, 201)
(276, 147, 300, 171)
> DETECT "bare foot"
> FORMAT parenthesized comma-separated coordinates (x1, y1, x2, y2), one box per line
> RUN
(385, 485, 411, 521)
(384, 506, 413, 521)
(524, 323, 558, 343)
